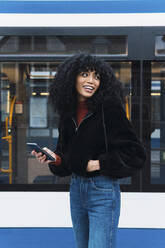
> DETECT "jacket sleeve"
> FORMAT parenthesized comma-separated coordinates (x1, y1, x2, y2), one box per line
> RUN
(98, 104, 146, 178)
(48, 122, 71, 177)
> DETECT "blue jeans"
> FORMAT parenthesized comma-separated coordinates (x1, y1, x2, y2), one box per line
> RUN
(70, 174, 121, 248)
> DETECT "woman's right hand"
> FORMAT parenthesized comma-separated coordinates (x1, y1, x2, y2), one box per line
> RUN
(31, 147, 56, 165)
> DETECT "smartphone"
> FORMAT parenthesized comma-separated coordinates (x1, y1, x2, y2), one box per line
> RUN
(27, 142, 56, 161)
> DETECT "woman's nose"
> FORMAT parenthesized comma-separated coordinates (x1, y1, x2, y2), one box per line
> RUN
(87, 75, 94, 83)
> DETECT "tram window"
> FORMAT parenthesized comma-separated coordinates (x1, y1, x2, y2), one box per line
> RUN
(155, 36, 165, 56)
(0, 61, 133, 187)
(151, 62, 165, 184)
(110, 62, 132, 185)
(0, 36, 128, 56)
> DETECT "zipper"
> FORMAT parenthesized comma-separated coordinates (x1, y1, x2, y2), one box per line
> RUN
(72, 113, 93, 132)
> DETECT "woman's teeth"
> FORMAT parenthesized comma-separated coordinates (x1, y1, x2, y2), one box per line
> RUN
(83, 86, 94, 90)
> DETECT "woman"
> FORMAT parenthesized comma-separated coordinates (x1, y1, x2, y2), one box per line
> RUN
(32, 53, 146, 248)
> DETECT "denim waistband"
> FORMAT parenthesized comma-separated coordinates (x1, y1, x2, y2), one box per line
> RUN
(71, 173, 119, 183)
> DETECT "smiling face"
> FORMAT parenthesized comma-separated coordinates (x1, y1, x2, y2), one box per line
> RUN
(75, 71, 100, 102)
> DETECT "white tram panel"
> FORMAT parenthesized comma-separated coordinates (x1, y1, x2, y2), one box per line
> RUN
(1, 13, 165, 27)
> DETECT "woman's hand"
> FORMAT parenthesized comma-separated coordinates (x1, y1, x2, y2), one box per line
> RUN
(86, 160, 100, 172)
(31, 147, 56, 165)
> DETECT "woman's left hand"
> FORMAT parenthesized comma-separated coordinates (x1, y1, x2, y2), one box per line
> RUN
(86, 160, 100, 172)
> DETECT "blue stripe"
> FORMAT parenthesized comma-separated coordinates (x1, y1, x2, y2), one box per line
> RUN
(0, 1, 165, 14)
(0, 228, 165, 248)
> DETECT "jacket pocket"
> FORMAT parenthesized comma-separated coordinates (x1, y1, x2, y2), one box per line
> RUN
(69, 154, 92, 175)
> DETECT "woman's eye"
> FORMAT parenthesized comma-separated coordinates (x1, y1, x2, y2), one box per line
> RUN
(95, 74, 100, 80)
(81, 72, 88, 77)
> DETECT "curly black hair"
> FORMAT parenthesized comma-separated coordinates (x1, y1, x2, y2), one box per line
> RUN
(49, 53, 124, 118)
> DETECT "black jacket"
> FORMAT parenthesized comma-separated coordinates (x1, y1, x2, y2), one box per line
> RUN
(49, 99, 146, 178)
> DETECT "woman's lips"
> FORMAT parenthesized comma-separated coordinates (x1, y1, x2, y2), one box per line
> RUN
(84, 88, 93, 93)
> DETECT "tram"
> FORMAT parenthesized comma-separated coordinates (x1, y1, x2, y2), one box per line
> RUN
(0, 1, 165, 247)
